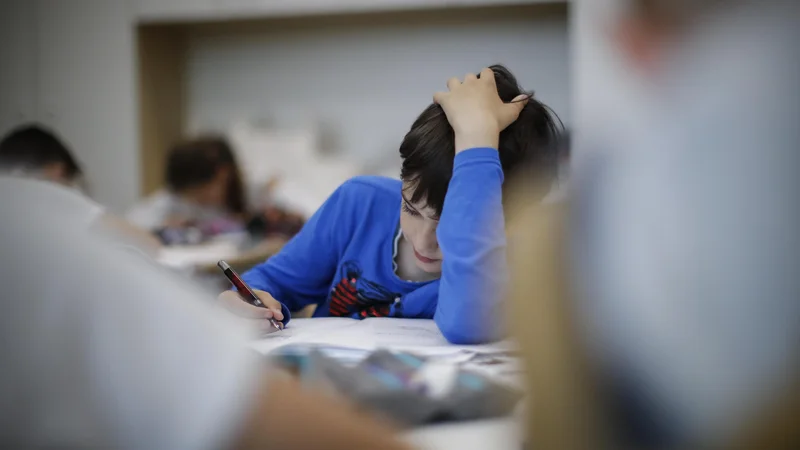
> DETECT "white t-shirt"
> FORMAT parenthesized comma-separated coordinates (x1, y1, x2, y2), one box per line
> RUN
(0, 181, 262, 448)
(126, 190, 230, 231)
(0, 176, 104, 228)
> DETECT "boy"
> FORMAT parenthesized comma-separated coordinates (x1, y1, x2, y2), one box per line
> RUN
(220, 65, 562, 344)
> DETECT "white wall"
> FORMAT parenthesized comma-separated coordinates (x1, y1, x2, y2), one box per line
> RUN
(0, 0, 38, 135)
(186, 5, 570, 170)
(35, 0, 140, 213)
(0, 0, 139, 213)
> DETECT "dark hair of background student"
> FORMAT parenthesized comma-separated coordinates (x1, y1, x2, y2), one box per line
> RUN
(398, 64, 564, 216)
(165, 136, 247, 215)
(0, 124, 84, 183)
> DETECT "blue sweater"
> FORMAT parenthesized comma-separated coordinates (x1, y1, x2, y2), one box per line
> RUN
(242, 148, 508, 344)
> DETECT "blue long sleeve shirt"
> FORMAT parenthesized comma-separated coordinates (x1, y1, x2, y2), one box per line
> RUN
(241, 147, 508, 344)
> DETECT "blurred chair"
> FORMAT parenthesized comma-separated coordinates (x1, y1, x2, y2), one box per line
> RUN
(505, 189, 800, 450)
(506, 193, 607, 450)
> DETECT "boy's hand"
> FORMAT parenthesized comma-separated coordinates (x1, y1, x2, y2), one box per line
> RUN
(434, 67, 528, 154)
(218, 289, 285, 331)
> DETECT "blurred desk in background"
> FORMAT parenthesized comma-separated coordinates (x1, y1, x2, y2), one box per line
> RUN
(157, 236, 286, 275)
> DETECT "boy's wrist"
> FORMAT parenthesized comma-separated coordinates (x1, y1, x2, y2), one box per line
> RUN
(454, 128, 499, 154)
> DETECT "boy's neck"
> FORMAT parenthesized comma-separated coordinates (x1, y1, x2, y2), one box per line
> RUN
(395, 235, 440, 282)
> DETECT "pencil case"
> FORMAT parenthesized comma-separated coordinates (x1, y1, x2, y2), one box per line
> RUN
(269, 346, 521, 426)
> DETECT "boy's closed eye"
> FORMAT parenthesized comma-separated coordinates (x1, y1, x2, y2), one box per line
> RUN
(402, 202, 422, 217)
(402, 197, 439, 222)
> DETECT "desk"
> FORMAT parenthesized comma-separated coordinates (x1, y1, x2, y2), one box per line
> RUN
(252, 318, 524, 450)
(405, 419, 521, 450)
(157, 236, 286, 272)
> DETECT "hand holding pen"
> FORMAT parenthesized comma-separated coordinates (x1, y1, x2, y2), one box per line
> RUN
(217, 260, 284, 332)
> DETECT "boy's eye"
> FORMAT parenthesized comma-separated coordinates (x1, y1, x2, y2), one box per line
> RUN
(402, 203, 421, 217)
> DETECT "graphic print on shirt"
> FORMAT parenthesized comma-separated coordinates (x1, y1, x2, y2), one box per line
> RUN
(329, 260, 400, 318)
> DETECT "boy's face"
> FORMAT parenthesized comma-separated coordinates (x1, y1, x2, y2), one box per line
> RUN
(400, 182, 443, 273)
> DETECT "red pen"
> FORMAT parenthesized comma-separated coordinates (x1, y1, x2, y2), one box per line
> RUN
(218, 260, 281, 331)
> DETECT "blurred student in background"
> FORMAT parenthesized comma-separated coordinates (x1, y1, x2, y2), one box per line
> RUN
(127, 136, 247, 236)
(0, 124, 160, 255)
(0, 124, 86, 188)
(220, 64, 562, 345)
(0, 174, 411, 449)
(509, 0, 800, 449)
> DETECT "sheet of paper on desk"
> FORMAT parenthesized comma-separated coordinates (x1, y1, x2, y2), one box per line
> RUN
(367, 318, 451, 347)
(249, 317, 518, 376)
(249, 318, 361, 353)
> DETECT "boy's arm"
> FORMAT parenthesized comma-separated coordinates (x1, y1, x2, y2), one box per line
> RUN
(426, 68, 527, 344)
(435, 148, 508, 344)
(387, 149, 506, 345)
(236, 184, 355, 320)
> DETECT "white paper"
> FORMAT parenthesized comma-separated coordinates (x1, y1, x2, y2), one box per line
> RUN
(250, 317, 515, 356)
(366, 318, 452, 347)
(248, 318, 361, 353)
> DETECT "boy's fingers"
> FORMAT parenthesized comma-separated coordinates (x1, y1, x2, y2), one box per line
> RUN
(464, 72, 478, 82)
(446, 76, 461, 90)
(499, 98, 528, 130)
(433, 91, 448, 105)
(269, 306, 284, 321)
(512, 94, 530, 103)
(479, 67, 496, 85)
(254, 289, 281, 308)
(219, 291, 273, 319)
(251, 318, 281, 334)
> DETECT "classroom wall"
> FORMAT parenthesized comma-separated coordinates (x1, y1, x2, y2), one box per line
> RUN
(0, 1, 38, 134)
(0, 0, 139, 213)
(185, 4, 570, 170)
(36, 0, 140, 212)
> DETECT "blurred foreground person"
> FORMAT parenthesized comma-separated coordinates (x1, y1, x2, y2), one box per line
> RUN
(0, 124, 85, 187)
(0, 187, 411, 449)
(510, 0, 800, 449)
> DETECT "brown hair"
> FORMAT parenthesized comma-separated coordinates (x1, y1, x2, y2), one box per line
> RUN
(165, 136, 247, 215)
(0, 124, 83, 180)
(399, 64, 563, 217)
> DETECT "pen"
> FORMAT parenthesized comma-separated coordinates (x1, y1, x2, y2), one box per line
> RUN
(217, 260, 281, 331)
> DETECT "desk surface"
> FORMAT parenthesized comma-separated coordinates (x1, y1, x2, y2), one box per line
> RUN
(252, 318, 523, 450)
(405, 418, 521, 450)
(157, 237, 286, 272)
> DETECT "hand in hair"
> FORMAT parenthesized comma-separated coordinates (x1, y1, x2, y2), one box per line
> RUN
(433, 67, 529, 154)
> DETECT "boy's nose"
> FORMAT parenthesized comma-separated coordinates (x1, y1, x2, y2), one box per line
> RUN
(418, 227, 439, 252)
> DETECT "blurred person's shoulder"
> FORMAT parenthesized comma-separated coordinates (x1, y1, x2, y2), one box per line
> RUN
(125, 189, 178, 229)
(0, 175, 104, 227)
